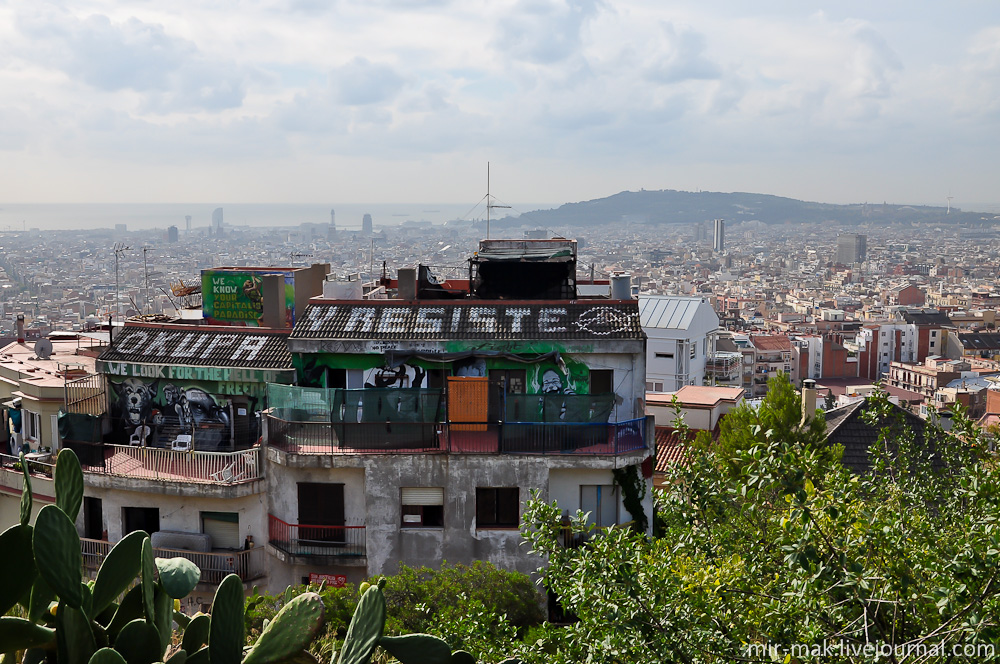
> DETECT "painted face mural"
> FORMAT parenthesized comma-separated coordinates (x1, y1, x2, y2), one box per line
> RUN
(364, 364, 427, 389)
(111, 378, 160, 426)
(108, 379, 249, 450)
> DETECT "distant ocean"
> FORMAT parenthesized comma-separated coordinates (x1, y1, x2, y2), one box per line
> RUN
(0, 202, 559, 232)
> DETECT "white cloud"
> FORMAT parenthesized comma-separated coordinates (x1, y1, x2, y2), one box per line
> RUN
(0, 0, 998, 205)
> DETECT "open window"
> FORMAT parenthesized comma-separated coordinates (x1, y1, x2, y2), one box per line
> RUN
(401, 487, 444, 527)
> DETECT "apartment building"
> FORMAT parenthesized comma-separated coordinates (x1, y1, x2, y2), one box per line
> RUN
(639, 295, 719, 392)
(263, 239, 653, 589)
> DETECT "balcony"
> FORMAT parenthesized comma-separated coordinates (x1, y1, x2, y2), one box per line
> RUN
(267, 416, 648, 456)
(267, 514, 366, 565)
(81, 537, 266, 584)
(265, 385, 648, 457)
(61, 444, 263, 485)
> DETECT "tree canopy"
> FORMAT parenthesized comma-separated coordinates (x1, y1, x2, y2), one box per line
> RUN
(517, 380, 1000, 663)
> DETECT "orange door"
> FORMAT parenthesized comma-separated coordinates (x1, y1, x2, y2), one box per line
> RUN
(447, 377, 489, 431)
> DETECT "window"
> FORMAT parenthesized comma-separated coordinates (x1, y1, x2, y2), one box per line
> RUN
(654, 352, 674, 359)
(23, 410, 40, 442)
(589, 369, 614, 394)
(476, 487, 519, 528)
(645, 381, 664, 392)
(580, 485, 619, 528)
(401, 487, 444, 527)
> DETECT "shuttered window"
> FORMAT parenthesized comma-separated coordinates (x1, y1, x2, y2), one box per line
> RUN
(400, 487, 444, 505)
(401, 487, 444, 527)
(202, 511, 240, 550)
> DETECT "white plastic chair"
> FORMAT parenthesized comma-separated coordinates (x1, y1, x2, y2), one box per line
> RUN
(129, 426, 152, 447)
(170, 435, 192, 452)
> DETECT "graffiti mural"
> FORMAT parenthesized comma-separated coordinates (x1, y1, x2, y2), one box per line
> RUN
(109, 378, 258, 451)
(364, 364, 427, 388)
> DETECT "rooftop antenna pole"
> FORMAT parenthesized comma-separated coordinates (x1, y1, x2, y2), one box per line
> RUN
(112, 242, 132, 323)
(485, 161, 509, 240)
(142, 246, 150, 314)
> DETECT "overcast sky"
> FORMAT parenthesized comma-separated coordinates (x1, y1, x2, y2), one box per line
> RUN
(1, 0, 998, 208)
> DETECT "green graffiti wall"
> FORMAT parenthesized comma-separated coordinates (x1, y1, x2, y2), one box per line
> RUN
(294, 352, 593, 394)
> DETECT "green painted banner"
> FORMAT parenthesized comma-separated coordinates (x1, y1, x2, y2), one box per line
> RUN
(202, 269, 295, 327)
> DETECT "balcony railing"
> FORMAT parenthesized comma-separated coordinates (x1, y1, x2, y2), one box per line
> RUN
(65, 444, 262, 485)
(81, 537, 266, 584)
(268, 514, 366, 558)
(267, 415, 649, 456)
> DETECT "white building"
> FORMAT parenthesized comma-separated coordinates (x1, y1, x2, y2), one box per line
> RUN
(639, 296, 719, 392)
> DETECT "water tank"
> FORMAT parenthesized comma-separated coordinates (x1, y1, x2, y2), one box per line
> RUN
(610, 273, 632, 300)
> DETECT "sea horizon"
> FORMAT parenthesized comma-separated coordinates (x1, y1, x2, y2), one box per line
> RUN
(0, 202, 561, 232)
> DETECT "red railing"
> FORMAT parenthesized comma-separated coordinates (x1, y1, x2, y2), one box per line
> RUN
(268, 514, 366, 558)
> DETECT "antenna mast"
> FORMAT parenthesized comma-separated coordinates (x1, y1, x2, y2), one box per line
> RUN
(142, 246, 150, 314)
(485, 161, 509, 240)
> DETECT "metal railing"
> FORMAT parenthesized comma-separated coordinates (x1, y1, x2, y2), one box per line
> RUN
(0, 452, 56, 476)
(77, 446, 262, 484)
(267, 416, 443, 454)
(82, 537, 265, 583)
(267, 514, 366, 558)
(267, 415, 649, 456)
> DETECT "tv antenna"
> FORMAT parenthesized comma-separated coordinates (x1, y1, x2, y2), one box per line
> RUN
(486, 162, 509, 240)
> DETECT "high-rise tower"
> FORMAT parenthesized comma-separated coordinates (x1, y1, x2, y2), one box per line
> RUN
(837, 233, 867, 264)
(713, 219, 725, 253)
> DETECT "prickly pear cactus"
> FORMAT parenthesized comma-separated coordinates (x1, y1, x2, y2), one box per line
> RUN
(242, 593, 324, 664)
(337, 578, 387, 664)
(0, 448, 225, 664)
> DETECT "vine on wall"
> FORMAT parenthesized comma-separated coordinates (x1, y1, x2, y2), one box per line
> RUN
(612, 464, 648, 533)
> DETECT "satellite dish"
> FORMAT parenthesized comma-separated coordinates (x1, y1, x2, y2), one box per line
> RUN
(34, 339, 53, 360)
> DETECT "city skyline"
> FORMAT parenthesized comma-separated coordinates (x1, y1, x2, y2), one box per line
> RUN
(1, 1, 999, 207)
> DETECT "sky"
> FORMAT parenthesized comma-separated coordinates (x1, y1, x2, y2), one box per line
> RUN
(1, 0, 999, 209)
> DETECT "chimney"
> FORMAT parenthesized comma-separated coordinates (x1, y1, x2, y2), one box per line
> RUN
(261, 275, 286, 328)
(398, 268, 417, 301)
(16, 314, 24, 344)
(801, 378, 817, 425)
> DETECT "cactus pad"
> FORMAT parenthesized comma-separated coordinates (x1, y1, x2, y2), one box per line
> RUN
(0, 617, 56, 650)
(114, 619, 163, 664)
(33, 505, 83, 609)
(0, 524, 36, 616)
(378, 634, 452, 664)
(337, 580, 386, 664)
(89, 648, 128, 664)
(209, 574, 245, 664)
(92, 530, 147, 615)
(242, 592, 324, 664)
(182, 614, 211, 654)
(155, 557, 201, 600)
(55, 448, 84, 522)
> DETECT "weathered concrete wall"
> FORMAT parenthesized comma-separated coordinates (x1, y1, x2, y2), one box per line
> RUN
(83, 484, 266, 546)
(267, 463, 366, 525)
(361, 454, 549, 578)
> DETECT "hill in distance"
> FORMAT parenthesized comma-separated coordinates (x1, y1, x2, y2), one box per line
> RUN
(494, 189, 992, 228)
